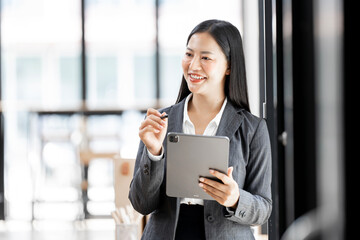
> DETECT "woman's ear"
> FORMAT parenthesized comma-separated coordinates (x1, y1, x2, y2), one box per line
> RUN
(225, 62, 231, 75)
(226, 67, 231, 75)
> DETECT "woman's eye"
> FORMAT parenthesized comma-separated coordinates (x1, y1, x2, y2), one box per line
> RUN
(185, 53, 192, 57)
(202, 56, 210, 60)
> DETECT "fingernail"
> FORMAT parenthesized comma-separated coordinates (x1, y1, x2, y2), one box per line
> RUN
(199, 177, 204, 182)
(199, 183, 203, 187)
(209, 169, 215, 174)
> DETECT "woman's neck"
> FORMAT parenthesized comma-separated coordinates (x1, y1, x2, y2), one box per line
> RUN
(188, 93, 226, 115)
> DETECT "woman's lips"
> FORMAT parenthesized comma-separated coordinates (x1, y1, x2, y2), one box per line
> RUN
(189, 74, 206, 83)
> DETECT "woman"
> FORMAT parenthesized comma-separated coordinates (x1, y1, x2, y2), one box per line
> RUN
(129, 19, 272, 240)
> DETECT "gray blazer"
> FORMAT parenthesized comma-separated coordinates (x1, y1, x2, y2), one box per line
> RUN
(129, 98, 272, 240)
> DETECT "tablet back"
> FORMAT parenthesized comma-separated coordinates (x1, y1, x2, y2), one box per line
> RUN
(166, 132, 229, 200)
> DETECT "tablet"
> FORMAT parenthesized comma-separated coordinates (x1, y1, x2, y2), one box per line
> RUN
(166, 132, 230, 200)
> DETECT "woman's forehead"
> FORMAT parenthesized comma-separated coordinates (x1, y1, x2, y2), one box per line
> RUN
(187, 32, 222, 53)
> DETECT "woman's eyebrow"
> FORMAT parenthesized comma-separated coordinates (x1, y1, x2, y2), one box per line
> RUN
(186, 47, 214, 55)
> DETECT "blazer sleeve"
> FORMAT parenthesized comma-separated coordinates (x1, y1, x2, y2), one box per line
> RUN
(128, 140, 165, 215)
(225, 119, 272, 226)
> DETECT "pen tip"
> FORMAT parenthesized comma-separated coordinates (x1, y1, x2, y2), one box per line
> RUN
(160, 114, 169, 119)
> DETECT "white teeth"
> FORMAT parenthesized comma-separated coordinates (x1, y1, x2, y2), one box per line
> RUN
(190, 74, 205, 80)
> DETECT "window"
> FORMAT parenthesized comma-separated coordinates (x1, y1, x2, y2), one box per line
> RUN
(1, 0, 81, 220)
(85, 0, 156, 108)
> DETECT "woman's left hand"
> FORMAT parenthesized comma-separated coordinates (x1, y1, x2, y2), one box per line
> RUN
(199, 167, 240, 209)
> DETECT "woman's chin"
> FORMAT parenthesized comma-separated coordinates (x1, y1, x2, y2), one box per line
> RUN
(188, 86, 202, 94)
(187, 82, 204, 93)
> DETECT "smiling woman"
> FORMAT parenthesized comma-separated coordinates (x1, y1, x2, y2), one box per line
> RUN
(182, 32, 229, 98)
(129, 19, 272, 240)
(176, 20, 250, 113)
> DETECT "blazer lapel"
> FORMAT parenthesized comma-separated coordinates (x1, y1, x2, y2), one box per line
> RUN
(216, 101, 244, 140)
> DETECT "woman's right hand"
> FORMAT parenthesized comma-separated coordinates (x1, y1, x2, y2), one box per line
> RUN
(139, 108, 168, 156)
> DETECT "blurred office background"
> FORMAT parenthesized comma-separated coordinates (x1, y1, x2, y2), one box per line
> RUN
(0, 0, 356, 239)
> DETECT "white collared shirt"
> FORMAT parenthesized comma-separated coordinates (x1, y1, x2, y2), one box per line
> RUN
(148, 93, 227, 205)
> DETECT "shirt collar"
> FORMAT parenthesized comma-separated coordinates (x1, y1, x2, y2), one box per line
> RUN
(183, 93, 228, 127)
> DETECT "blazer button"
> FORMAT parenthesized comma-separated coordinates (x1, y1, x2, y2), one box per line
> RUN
(207, 215, 215, 223)
(144, 164, 149, 170)
(143, 169, 149, 175)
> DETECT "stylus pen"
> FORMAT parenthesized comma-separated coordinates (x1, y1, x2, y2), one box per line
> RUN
(160, 114, 168, 119)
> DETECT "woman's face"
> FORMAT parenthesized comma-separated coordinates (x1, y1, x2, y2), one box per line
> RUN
(182, 32, 230, 97)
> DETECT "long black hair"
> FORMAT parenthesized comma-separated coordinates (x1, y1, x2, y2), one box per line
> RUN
(175, 19, 250, 112)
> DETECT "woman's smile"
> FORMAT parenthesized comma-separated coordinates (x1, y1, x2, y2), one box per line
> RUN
(189, 73, 207, 83)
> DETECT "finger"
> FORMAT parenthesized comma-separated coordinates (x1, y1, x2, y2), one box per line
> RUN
(199, 181, 225, 199)
(227, 167, 234, 179)
(201, 187, 224, 204)
(139, 117, 165, 131)
(147, 114, 167, 128)
(139, 120, 162, 132)
(139, 125, 160, 136)
(199, 177, 228, 193)
(209, 169, 232, 185)
(146, 108, 161, 117)
(142, 112, 167, 129)
(150, 114, 167, 126)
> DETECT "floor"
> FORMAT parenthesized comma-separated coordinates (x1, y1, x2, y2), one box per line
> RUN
(0, 219, 268, 240)
(0, 219, 117, 240)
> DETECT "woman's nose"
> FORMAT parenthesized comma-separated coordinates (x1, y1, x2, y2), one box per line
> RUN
(189, 57, 201, 71)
